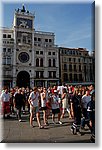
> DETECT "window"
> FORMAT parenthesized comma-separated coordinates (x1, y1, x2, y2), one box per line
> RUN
(45, 39, 48, 42)
(53, 52, 55, 55)
(45, 45, 48, 47)
(38, 44, 41, 47)
(40, 71, 44, 78)
(79, 74, 83, 81)
(69, 58, 71, 62)
(36, 71, 39, 78)
(40, 51, 43, 55)
(49, 39, 52, 42)
(36, 51, 39, 54)
(8, 34, 11, 38)
(40, 58, 43, 67)
(3, 34, 6, 38)
(79, 65, 81, 71)
(63, 73, 68, 81)
(73, 58, 76, 62)
(76, 51, 78, 55)
(69, 73, 72, 81)
(8, 48, 11, 53)
(69, 50, 72, 55)
(73, 51, 75, 55)
(28, 40, 31, 43)
(53, 59, 56, 67)
(2, 57, 6, 65)
(36, 58, 39, 67)
(18, 39, 21, 42)
(34, 37, 37, 41)
(48, 52, 51, 55)
(53, 71, 56, 78)
(64, 64, 67, 71)
(48, 71, 52, 78)
(48, 59, 51, 67)
(7, 57, 11, 64)
(74, 65, 76, 71)
(69, 65, 72, 71)
(23, 36, 26, 43)
(74, 74, 78, 81)
(3, 48, 6, 52)
(34, 43, 37, 46)
(38, 38, 41, 41)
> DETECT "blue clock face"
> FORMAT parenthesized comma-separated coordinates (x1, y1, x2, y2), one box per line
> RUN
(18, 52, 29, 63)
(17, 18, 33, 28)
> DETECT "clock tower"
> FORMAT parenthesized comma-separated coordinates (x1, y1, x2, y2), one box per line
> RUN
(12, 5, 35, 87)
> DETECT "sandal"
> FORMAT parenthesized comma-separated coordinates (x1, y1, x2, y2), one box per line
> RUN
(39, 125, 44, 129)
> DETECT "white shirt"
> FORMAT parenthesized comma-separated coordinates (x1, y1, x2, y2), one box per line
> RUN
(0, 92, 10, 102)
(40, 92, 47, 107)
(57, 85, 64, 95)
(29, 91, 39, 107)
(52, 95, 60, 109)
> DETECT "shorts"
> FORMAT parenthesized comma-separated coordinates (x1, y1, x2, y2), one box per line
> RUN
(40, 106, 47, 111)
(52, 108, 60, 115)
(30, 106, 39, 114)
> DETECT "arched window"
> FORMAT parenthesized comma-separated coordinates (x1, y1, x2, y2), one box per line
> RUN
(53, 59, 56, 67)
(7, 56, 11, 65)
(74, 65, 76, 71)
(69, 64, 72, 71)
(64, 64, 67, 71)
(49, 59, 51, 67)
(36, 58, 39, 67)
(74, 74, 77, 81)
(40, 58, 43, 67)
(69, 73, 72, 82)
(2, 57, 6, 65)
(63, 73, 68, 82)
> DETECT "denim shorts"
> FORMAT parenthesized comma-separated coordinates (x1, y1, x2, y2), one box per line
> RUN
(30, 106, 39, 114)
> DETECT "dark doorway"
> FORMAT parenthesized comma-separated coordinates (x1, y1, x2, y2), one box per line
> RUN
(17, 71, 30, 88)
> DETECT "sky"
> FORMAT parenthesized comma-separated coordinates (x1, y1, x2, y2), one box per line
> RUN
(1, 0, 95, 52)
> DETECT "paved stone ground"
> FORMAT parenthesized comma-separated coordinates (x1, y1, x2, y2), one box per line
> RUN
(0, 111, 92, 143)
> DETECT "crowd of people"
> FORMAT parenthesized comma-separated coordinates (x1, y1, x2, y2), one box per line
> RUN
(0, 83, 95, 141)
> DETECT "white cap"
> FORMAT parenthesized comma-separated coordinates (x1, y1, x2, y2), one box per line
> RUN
(54, 90, 57, 93)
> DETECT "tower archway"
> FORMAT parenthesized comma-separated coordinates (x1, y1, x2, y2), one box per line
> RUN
(17, 71, 30, 88)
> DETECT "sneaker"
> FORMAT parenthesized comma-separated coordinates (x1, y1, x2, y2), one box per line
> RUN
(58, 121, 62, 125)
(77, 131, 82, 136)
(52, 121, 56, 125)
(19, 119, 22, 122)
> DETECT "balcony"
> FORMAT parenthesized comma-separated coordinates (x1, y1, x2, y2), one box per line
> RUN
(18, 42, 31, 47)
(2, 38, 14, 45)
(35, 31, 54, 36)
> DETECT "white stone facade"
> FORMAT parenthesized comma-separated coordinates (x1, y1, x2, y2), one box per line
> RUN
(1, 6, 59, 88)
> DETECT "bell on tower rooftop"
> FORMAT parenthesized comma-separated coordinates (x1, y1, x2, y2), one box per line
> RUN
(21, 4, 26, 12)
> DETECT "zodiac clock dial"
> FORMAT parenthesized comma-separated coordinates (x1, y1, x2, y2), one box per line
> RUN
(18, 52, 29, 63)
